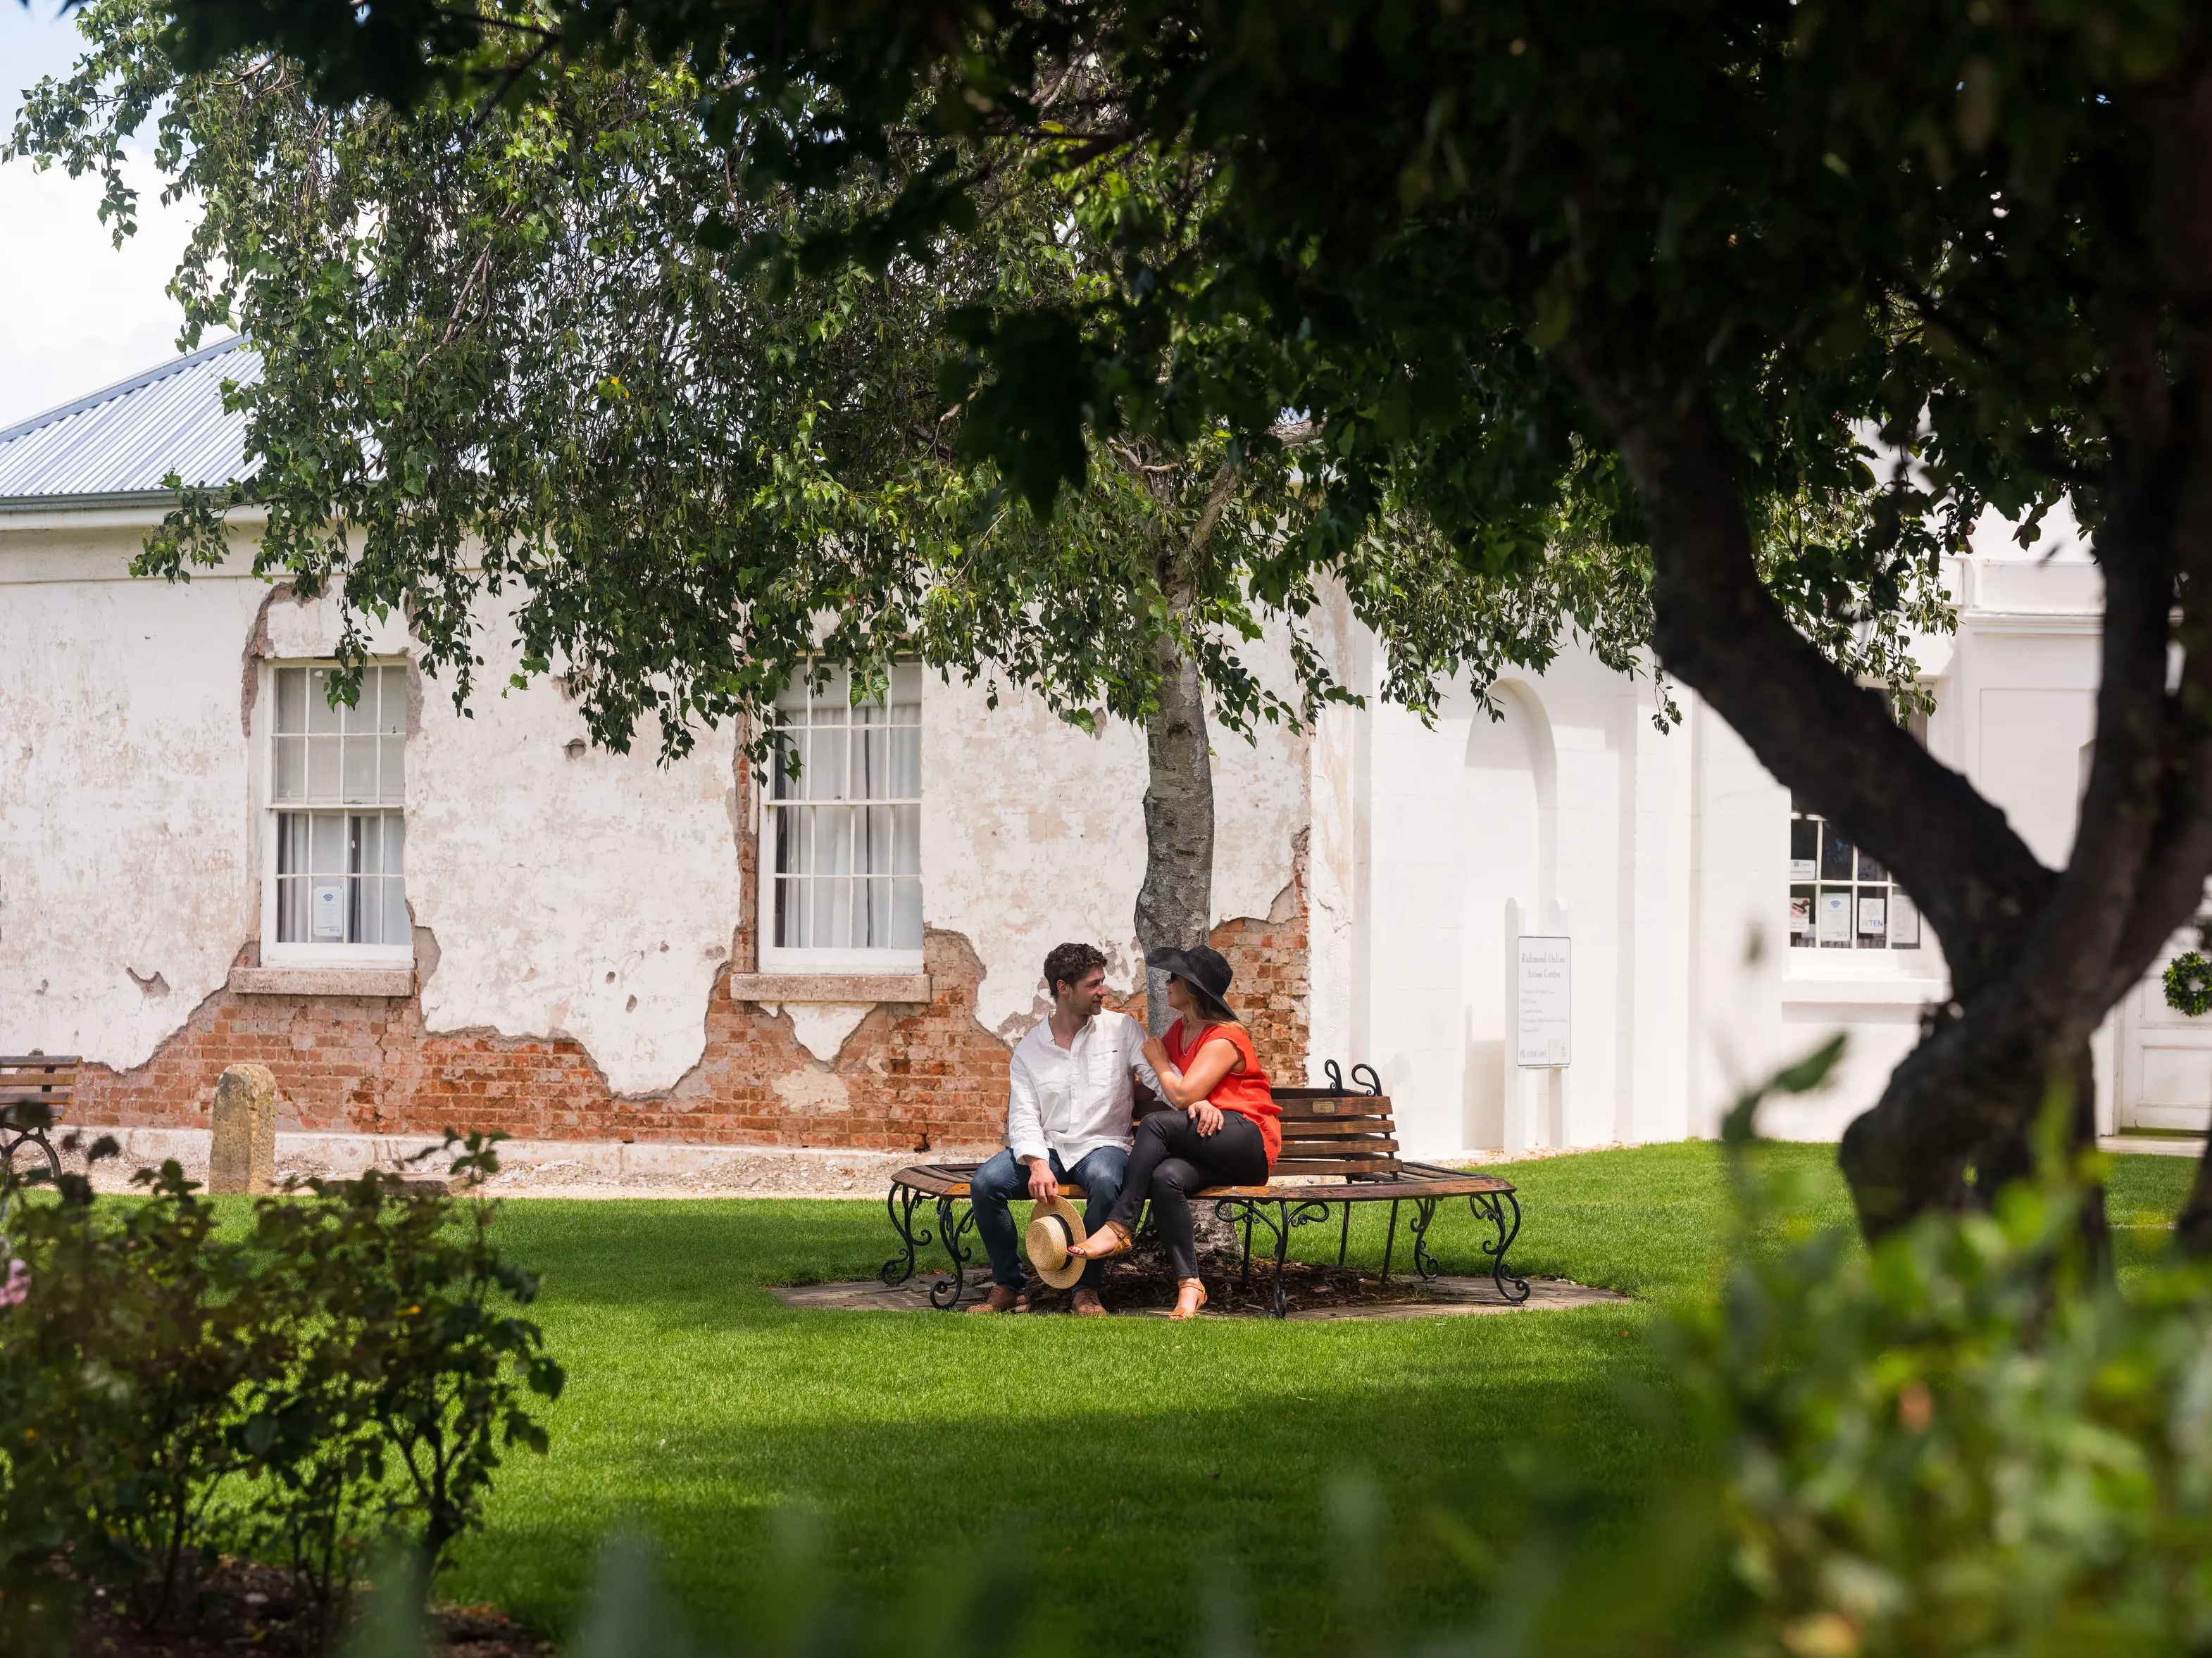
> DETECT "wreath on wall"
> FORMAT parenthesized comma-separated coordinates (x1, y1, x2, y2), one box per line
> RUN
(2166, 951, 2212, 1017)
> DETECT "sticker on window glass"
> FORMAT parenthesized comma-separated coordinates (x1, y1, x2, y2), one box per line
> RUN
(1858, 893, 1887, 943)
(1892, 891, 1921, 948)
(1818, 889, 1853, 945)
(1789, 819, 1818, 881)
(1789, 893, 1813, 941)
(311, 883, 346, 941)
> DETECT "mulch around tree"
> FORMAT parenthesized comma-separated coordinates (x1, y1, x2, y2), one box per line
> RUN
(65, 1557, 549, 1658)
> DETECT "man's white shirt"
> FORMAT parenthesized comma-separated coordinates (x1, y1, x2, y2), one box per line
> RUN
(1006, 1008, 1159, 1166)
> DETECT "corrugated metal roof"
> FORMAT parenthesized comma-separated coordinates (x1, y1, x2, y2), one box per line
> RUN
(0, 336, 261, 504)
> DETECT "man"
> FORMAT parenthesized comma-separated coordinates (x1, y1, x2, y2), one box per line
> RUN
(967, 941, 1158, 1315)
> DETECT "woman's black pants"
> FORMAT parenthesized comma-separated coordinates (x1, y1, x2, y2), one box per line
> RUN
(1106, 1107, 1270, 1281)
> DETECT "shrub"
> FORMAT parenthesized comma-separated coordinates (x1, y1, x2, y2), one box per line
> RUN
(0, 1131, 563, 1656)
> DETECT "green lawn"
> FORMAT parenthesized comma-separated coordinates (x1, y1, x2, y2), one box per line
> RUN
(437, 1144, 2197, 1657)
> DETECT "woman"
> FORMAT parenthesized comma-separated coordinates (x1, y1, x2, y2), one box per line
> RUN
(1066, 944, 1279, 1318)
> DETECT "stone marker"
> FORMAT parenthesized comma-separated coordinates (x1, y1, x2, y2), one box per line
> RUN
(209, 1064, 279, 1195)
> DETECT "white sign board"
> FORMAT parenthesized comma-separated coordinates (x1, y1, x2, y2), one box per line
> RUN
(1516, 935, 1570, 1068)
(311, 882, 346, 941)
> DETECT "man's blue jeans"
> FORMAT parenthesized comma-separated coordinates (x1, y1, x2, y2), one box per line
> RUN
(968, 1144, 1130, 1291)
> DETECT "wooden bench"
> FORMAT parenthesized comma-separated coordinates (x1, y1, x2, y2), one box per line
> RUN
(884, 1074, 1527, 1316)
(0, 1055, 75, 1184)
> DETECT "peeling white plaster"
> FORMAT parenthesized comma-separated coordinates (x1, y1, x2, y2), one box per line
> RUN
(766, 1000, 872, 1063)
(401, 623, 738, 1095)
(0, 535, 265, 1067)
(772, 1065, 851, 1114)
(920, 643, 1309, 1039)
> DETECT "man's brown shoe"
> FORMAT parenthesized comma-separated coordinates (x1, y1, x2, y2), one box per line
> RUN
(1071, 1288, 1108, 1317)
(967, 1284, 1025, 1314)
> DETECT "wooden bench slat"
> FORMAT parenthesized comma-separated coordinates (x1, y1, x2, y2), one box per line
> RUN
(1279, 1120, 1401, 1138)
(0, 1057, 82, 1070)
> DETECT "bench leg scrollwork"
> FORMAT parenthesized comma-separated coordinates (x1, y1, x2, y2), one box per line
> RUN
(1214, 1197, 1335, 1319)
(928, 1195, 980, 1309)
(881, 1184, 934, 1288)
(1470, 1190, 1530, 1304)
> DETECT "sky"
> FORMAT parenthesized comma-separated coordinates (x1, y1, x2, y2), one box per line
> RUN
(0, 0, 212, 429)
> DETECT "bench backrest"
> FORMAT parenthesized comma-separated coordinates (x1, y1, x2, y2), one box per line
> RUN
(0, 1055, 79, 1125)
(1270, 1086, 1399, 1181)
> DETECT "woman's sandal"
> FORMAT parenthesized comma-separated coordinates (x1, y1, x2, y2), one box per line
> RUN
(1066, 1219, 1134, 1261)
(1170, 1278, 1208, 1320)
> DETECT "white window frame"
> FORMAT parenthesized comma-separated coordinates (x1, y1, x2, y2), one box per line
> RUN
(258, 658, 414, 967)
(756, 665, 924, 976)
(1785, 697, 1935, 972)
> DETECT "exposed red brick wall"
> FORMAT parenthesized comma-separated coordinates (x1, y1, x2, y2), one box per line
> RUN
(69, 739, 1313, 1149)
(75, 929, 1018, 1153)
(1113, 857, 1312, 1088)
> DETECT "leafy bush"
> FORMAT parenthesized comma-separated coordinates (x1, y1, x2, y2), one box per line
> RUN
(0, 1131, 563, 1656)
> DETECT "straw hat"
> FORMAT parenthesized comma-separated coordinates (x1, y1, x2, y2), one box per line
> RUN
(1025, 1192, 1091, 1290)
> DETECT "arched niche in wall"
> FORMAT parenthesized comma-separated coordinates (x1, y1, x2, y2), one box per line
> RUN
(1459, 679, 1558, 1149)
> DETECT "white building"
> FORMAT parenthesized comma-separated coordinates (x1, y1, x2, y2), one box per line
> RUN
(0, 342, 2190, 1180)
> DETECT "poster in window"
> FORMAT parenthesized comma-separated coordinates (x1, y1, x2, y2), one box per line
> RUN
(1789, 891, 1813, 943)
(311, 882, 346, 941)
(1892, 891, 1921, 947)
(1817, 889, 1853, 945)
(1789, 819, 1818, 881)
(1858, 893, 1887, 944)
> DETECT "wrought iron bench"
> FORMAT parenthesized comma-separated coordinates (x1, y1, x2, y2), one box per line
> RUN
(0, 1055, 75, 1184)
(883, 1069, 1528, 1317)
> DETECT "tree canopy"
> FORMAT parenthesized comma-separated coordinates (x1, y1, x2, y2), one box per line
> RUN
(20, 0, 2192, 1241)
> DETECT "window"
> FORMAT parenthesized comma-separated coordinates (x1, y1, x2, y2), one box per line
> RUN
(1788, 799, 1920, 950)
(267, 663, 409, 952)
(763, 665, 922, 965)
(1787, 698, 1930, 955)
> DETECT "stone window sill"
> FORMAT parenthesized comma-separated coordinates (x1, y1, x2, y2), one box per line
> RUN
(229, 965, 417, 998)
(726, 972, 932, 1005)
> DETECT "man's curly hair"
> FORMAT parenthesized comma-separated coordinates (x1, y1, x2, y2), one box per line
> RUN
(1042, 941, 1108, 999)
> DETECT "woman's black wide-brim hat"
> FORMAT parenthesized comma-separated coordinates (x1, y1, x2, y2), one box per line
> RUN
(1146, 944, 1237, 1020)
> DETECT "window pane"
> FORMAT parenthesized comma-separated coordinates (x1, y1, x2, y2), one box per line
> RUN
(1856, 890, 1887, 948)
(863, 805, 894, 876)
(892, 803, 920, 876)
(891, 877, 923, 948)
(1857, 848, 1889, 883)
(1788, 819, 1818, 881)
(858, 725, 888, 800)
(307, 734, 341, 800)
(381, 812, 405, 876)
(351, 812, 378, 874)
(309, 812, 345, 876)
(306, 668, 342, 733)
(891, 662, 923, 708)
(809, 729, 848, 800)
(342, 736, 378, 803)
(817, 874, 854, 948)
(276, 876, 308, 942)
(343, 683, 380, 734)
(774, 875, 804, 948)
(1816, 887, 1853, 948)
(380, 735, 405, 803)
(378, 666, 406, 734)
(1820, 822, 1855, 881)
(275, 667, 306, 734)
(864, 877, 893, 947)
(888, 726, 920, 798)
(383, 873, 411, 946)
(274, 736, 306, 803)
(1789, 886, 1815, 948)
(276, 812, 307, 875)
(815, 806, 854, 877)
(1892, 890, 1922, 948)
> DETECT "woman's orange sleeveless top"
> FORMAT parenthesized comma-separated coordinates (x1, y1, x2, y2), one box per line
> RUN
(1165, 1020, 1280, 1168)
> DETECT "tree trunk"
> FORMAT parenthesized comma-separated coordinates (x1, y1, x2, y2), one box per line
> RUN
(1135, 622, 1214, 1036)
